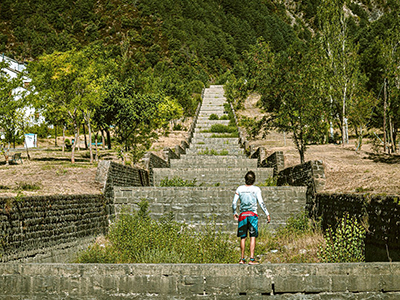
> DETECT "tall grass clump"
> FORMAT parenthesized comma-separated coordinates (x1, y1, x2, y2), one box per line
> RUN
(255, 212, 324, 263)
(76, 201, 237, 264)
(318, 213, 366, 263)
(209, 124, 237, 133)
(209, 114, 219, 120)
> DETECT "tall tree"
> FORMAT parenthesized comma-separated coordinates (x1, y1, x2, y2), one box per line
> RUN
(28, 49, 103, 163)
(0, 61, 25, 149)
(101, 77, 183, 164)
(245, 39, 327, 163)
(378, 23, 400, 153)
(318, 0, 362, 145)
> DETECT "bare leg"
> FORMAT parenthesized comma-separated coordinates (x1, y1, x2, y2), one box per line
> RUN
(240, 237, 246, 258)
(250, 237, 256, 259)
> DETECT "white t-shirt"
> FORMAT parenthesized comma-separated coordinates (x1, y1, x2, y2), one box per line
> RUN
(232, 185, 269, 216)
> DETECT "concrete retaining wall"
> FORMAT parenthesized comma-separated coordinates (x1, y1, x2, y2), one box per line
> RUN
(1, 262, 399, 299)
(0, 194, 109, 263)
(316, 193, 400, 262)
(114, 186, 307, 231)
(277, 160, 326, 214)
(152, 167, 274, 187)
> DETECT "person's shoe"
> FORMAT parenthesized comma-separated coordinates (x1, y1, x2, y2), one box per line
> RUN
(248, 258, 259, 265)
(239, 258, 246, 264)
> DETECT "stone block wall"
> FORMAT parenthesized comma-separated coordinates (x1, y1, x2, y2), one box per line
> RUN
(260, 151, 285, 176)
(96, 160, 150, 198)
(0, 194, 109, 263)
(1, 262, 399, 299)
(277, 160, 326, 215)
(113, 186, 307, 232)
(316, 193, 400, 262)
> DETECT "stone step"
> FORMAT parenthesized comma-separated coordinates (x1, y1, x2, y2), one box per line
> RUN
(185, 148, 244, 156)
(194, 128, 237, 134)
(188, 144, 242, 151)
(197, 116, 230, 121)
(152, 168, 274, 187)
(193, 132, 239, 139)
(114, 186, 307, 231)
(196, 120, 230, 126)
(191, 138, 239, 145)
(170, 156, 256, 168)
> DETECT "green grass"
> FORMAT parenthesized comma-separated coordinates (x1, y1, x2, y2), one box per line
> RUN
(198, 148, 230, 156)
(16, 182, 41, 191)
(75, 201, 237, 264)
(76, 209, 330, 264)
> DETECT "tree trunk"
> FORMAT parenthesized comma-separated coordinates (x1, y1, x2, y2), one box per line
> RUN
(106, 129, 111, 150)
(95, 133, 99, 162)
(83, 122, 88, 149)
(54, 124, 58, 147)
(389, 117, 394, 154)
(84, 111, 93, 164)
(77, 127, 80, 151)
(62, 126, 66, 155)
(383, 80, 387, 153)
(71, 121, 78, 164)
(101, 130, 105, 150)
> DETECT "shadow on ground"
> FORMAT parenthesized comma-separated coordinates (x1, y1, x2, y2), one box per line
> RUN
(367, 152, 400, 164)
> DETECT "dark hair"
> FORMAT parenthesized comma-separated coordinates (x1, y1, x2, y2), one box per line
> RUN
(245, 171, 255, 185)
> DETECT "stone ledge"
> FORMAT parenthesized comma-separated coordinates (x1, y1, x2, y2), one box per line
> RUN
(0, 263, 399, 299)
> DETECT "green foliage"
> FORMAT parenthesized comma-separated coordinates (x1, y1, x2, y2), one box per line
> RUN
(16, 182, 41, 191)
(258, 177, 277, 187)
(207, 124, 237, 134)
(160, 176, 198, 187)
(198, 148, 229, 156)
(318, 213, 366, 263)
(209, 114, 219, 120)
(76, 201, 237, 263)
(210, 132, 239, 138)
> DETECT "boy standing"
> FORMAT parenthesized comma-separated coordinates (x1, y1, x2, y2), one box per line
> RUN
(232, 171, 271, 265)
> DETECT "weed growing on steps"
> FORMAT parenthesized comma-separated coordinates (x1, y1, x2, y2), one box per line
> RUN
(16, 182, 41, 191)
(209, 114, 219, 120)
(198, 148, 230, 156)
(258, 177, 278, 186)
(160, 176, 198, 187)
(318, 213, 366, 263)
(75, 201, 237, 263)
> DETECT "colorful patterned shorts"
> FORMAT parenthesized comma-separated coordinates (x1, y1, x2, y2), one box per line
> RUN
(237, 211, 259, 238)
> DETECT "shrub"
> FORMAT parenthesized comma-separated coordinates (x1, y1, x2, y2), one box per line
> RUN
(258, 177, 277, 186)
(318, 213, 366, 263)
(209, 114, 219, 120)
(16, 182, 41, 191)
(209, 124, 237, 133)
(173, 124, 183, 131)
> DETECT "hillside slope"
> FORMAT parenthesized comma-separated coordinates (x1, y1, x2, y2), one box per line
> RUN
(236, 94, 400, 196)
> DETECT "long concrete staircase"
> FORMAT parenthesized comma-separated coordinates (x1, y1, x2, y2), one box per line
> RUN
(114, 85, 307, 232)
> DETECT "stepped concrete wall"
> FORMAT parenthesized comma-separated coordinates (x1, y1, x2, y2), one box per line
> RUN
(96, 161, 150, 197)
(316, 193, 400, 262)
(1, 262, 400, 299)
(113, 186, 307, 231)
(0, 194, 109, 263)
(277, 160, 326, 215)
(152, 168, 274, 187)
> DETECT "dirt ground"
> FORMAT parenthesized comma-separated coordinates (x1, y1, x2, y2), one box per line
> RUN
(237, 94, 400, 196)
(1, 99, 399, 198)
